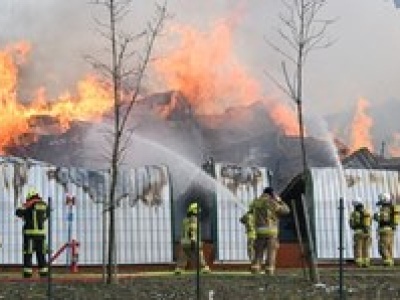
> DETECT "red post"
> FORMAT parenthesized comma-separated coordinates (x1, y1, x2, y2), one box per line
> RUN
(70, 239, 80, 273)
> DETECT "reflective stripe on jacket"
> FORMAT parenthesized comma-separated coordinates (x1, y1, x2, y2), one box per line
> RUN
(240, 211, 256, 239)
(251, 194, 290, 237)
(180, 215, 199, 245)
(15, 198, 49, 236)
(256, 226, 278, 236)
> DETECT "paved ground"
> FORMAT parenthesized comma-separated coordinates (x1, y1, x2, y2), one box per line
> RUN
(0, 268, 400, 299)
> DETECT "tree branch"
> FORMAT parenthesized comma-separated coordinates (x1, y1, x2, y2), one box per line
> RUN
(119, 0, 169, 134)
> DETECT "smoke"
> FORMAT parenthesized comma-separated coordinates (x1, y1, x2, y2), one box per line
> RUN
(0, 0, 168, 100)
(2, 0, 400, 162)
(2, 0, 400, 111)
(0, 1, 91, 99)
(81, 91, 207, 192)
(304, 113, 342, 167)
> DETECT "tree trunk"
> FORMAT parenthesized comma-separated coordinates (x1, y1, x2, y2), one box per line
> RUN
(107, 0, 120, 284)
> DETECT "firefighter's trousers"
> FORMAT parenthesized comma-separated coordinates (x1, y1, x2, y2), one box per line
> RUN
(378, 227, 395, 266)
(252, 234, 279, 275)
(247, 236, 255, 262)
(353, 231, 371, 267)
(23, 234, 48, 278)
(176, 242, 208, 270)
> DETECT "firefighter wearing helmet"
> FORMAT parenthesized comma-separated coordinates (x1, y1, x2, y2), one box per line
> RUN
(239, 204, 256, 261)
(15, 188, 50, 278)
(250, 187, 290, 275)
(174, 201, 210, 274)
(374, 193, 400, 266)
(349, 198, 372, 267)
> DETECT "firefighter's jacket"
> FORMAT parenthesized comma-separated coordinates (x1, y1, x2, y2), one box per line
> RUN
(251, 194, 290, 237)
(374, 204, 396, 230)
(180, 215, 200, 246)
(15, 198, 50, 236)
(239, 211, 256, 239)
(349, 208, 372, 233)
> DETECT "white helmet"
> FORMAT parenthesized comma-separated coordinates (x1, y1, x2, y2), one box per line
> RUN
(378, 193, 391, 204)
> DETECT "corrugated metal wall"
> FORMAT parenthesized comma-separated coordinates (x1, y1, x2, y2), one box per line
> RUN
(215, 163, 270, 261)
(0, 157, 173, 265)
(309, 167, 400, 260)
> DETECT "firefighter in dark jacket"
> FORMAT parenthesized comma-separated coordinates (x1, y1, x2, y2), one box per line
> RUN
(15, 188, 50, 278)
(349, 199, 372, 267)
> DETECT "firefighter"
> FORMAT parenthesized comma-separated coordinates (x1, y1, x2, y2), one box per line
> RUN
(250, 187, 290, 275)
(374, 193, 399, 266)
(15, 188, 50, 278)
(239, 205, 256, 261)
(174, 202, 210, 274)
(349, 199, 372, 267)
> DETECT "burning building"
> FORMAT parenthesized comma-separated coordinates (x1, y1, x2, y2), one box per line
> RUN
(2, 10, 400, 270)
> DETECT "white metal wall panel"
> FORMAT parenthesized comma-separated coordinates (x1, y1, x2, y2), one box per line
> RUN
(215, 163, 270, 261)
(114, 167, 173, 263)
(310, 167, 400, 260)
(0, 157, 173, 265)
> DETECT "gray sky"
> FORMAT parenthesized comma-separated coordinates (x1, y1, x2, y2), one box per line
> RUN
(1, 0, 400, 117)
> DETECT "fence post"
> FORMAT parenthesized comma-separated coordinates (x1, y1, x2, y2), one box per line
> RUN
(47, 196, 53, 300)
(339, 197, 345, 299)
(102, 203, 107, 283)
(65, 194, 75, 268)
(196, 198, 201, 300)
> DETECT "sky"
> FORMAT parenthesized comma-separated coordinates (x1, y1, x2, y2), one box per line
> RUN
(1, 0, 400, 117)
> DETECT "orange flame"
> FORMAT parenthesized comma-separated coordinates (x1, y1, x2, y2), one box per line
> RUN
(154, 20, 262, 115)
(154, 20, 301, 136)
(0, 42, 113, 154)
(2, 22, 304, 155)
(267, 99, 299, 136)
(349, 98, 373, 152)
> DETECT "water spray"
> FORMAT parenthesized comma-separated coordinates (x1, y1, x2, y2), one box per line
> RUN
(126, 133, 249, 211)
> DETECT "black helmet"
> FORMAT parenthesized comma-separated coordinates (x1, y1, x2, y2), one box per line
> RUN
(263, 187, 274, 196)
(352, 199, 363, 209)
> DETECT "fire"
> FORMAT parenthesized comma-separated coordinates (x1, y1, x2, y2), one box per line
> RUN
(154, 20, 262, 115)
(349, 98, 373, 152)
(267, 99, 299, 136)
(2, 17, 304, 154)
(0, 42, 113, 154)
(154, 19, 301, 136)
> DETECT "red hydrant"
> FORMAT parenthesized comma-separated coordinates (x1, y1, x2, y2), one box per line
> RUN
(70, 239, 80, 273)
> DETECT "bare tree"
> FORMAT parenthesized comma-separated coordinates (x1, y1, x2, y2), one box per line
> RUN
(87, 0, 169, 284)
(266, 0, 335, 174)
(265, 0, 335, 283)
